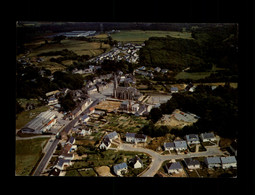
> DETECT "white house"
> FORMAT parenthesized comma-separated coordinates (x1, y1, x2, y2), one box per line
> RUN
(79, 129, 92, 136)
(220, 156, 237, 169)
(164, 142, 175, 151)
(59, 153, 74, 161)
(183, 158, 200, 169)
(170, 87, 178, 93)
(200, 132, 216, 142)
(113, 162, 128, 176)
(165, 162, 183, 174)
(54, 159, 72, 170)
(204, 157, 221, 168)
(80, 114, 90, 123)
(126, 133, 147, 143)
(48, 96, 58, 105)
(129, 155, 143, 169)
(99, 138, 111, 150)
(174, 140, 188, 152)
(185, 134, 200, 145)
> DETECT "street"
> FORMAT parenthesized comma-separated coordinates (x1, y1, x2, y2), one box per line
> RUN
(118, 143, 224, 177)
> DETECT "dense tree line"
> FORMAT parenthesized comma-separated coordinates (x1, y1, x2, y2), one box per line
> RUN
(139, 24, 238, 75)
(146, 85, 238, 139)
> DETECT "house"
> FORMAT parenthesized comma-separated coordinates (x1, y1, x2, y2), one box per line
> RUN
(185, 134, 200, 145)
(113, 162, 128, 176)
(87, 86, 98, 95)
(79, 129, 92, 136)
(120, 100, 130, 110)
(170, 87, 179, 93)
(59, 153, 74, 160)
(99, 137, 111, 150)
(105, 131, 118, 142)
(165, 162, 183, 174)
(230, 141, 237, 156)
(183, 158, 200, 169)
(126, 133, 147, 143)
(164, 142, 175, 151)
(67, 136, 75, 145)
(80, 114, 90, 123)
(174, 140, 188, 152)
(138, 66, 146, 70)
(200, 132, 216, 142)
(185, 83, 194, 91)
(49, 167, 61, 176)
(48, 96, 58, 105)
(132, 104, 140, 112)
(129, 155, 143, 169)
(154, 67, 161, 72)
(204, 156, 221, 168)
(161, 69, 169, 74)
(54, 159, 72, 170)
(220, 156, 237, 169)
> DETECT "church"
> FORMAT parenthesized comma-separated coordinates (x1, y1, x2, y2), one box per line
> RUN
(113, 74, 142, 100)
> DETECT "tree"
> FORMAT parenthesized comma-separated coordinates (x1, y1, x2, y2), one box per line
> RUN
(59, 93, 76, 112)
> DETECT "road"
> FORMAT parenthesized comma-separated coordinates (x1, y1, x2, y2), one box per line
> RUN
(32, 99, 99, 176)
(118, 143, 224, 177)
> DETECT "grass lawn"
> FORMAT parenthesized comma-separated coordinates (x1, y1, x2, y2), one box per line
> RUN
(16, 138, 49, 176)
(16, 105, 49, 129)
(111, 30, 193, 43)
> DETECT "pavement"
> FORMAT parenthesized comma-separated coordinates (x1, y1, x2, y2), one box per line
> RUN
(118, 143, 224, 177)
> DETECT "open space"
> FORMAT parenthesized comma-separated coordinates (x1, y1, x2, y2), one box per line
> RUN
(111, 30, 193, 43)
(16, 137, 50, 176)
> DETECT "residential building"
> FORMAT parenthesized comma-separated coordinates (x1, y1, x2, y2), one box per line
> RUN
(113, 162, 128, 176)
(183, 158, 200, 169)
(54, 159, 72, 170)
(170, 87, 178, 93)
(164, 142, 175, 151)
(185, 134, 200, 145)
(200, 132, 216, 142)
(126, 133, 147, 143)
(80, 114, 90, 123)
(154, 67, 161, 72)
(129, 155, 143, 169)
(105, 131, 118, 142)
(174, 140, 188, 152)
(204, 157, 221, 168)
(161, 69, 169, 74)
(165, 162, 183, 174)
(99, 137, 111, 150)
(220, 156, 237, 169)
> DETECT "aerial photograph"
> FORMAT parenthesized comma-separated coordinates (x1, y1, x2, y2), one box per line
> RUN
(16, 22, 238, 177)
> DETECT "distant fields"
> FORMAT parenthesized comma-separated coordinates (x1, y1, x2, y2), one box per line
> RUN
(16, 138, 49, 176)
(111, 30, 193, 43)
(174, 71, 212, 80)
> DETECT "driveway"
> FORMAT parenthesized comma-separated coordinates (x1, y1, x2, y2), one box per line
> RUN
(118, 143, 224, 177)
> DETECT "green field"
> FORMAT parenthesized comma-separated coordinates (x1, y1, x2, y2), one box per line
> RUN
(111, 30, 193, 43)
(16, 138, 49, 176)
(175, 71, 212, 80)
(16, 106, 49, 129)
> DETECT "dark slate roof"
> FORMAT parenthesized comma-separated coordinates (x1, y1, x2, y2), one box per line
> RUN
(170, 87, 178, 91)
(174, 140, 188, 149)
(126, 132, 136, 138)
(81, 114, 89, 120)
(166, 162, 182, 170)
(135, 134, 146, 139)
(129, 155, 143, 166)
(68, 136, 75, 144)
(220, 156, 237, 164)
(186, 134, 199, 141)
(184, 158, 200, 166)
(205, 157, 221, 164)
(105, 131, 118, 140)
(164, 142, 175, 148)
(49, 167, 61, 176)
(113, 162, 128, 172)
(201, 132, 215, 139)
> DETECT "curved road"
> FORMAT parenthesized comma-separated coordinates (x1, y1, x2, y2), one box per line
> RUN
(118, 143, 224, 177)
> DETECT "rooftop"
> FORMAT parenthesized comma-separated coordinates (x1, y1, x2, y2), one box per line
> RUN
(220, 156, 237, 164)
(113, 162, 128, 172)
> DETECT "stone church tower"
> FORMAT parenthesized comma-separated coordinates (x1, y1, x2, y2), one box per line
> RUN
(113, 73, 118, 98)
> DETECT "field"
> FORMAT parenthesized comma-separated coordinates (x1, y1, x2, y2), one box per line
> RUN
(175, 71, 212, 80)
(16, 138, 49, 176)
(101, 113, 149, 134)
(16, 105, 49, 130)
(111, 30, 193, 43)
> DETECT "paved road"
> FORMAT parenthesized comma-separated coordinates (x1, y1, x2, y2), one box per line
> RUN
(118, 143, 224, 177)
(33, 139, 59, 176)
(16, 135, 53, 140)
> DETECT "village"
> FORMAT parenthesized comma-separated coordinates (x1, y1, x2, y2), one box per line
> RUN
(17, 64, 237, 177)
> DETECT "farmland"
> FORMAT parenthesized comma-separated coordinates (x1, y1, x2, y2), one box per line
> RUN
(15, 138, 49, 176)
(111, 30, 193, 43)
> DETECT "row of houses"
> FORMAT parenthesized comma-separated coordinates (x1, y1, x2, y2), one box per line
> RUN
(164, 132, 216, 152)
(164, 155, 237, 174)
(49, 137, 77, 176)
(119, 100, 153, 116)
